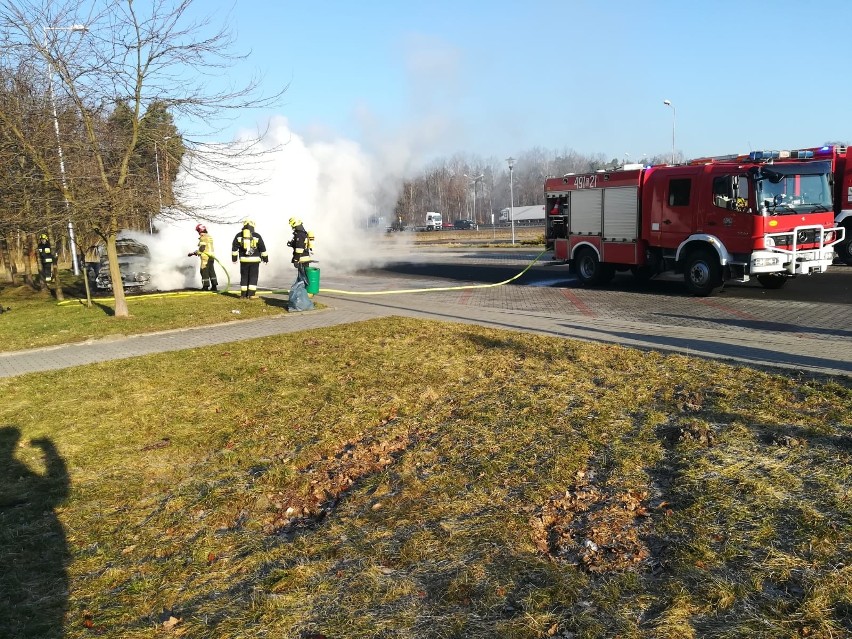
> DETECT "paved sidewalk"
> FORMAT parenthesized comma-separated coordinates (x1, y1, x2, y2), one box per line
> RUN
(1, 286, 849, 379)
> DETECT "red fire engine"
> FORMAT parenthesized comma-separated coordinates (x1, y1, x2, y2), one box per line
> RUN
(688, 144, 852, 265)
(544, 152, 844, 296)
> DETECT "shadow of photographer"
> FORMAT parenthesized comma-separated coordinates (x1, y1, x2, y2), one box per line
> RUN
(0, 426, 70, 638)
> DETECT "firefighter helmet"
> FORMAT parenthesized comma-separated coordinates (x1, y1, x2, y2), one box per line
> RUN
(195, 223, 207, 234)
(39, 233, 48, 241)
(288, 217, 302, 228)
(243, 219, 255, 228)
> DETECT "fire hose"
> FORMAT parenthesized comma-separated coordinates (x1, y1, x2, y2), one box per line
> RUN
(58, 248, 548, 303)
(268, 247, 550, 296)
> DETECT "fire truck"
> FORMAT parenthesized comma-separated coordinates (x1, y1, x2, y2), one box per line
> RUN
(798, 145, 851, 264)
(544, 152, 844, 296)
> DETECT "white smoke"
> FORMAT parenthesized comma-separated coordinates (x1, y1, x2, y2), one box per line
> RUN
(141, 116, 417, 291)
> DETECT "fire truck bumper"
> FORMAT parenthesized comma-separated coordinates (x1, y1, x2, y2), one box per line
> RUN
(750, 249, 836, 275)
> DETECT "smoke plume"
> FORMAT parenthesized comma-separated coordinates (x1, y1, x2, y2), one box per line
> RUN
(139, 117, 417, 291)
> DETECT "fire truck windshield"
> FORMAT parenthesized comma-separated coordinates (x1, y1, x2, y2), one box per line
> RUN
(754, 166, 833, 215)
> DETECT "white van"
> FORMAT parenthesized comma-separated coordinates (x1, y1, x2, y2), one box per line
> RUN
(425, 211, 442, 231)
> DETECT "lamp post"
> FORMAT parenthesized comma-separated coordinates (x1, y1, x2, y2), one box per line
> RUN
(506, 157, 515, 245)
(45, 23, 88, 275)
(663, 99, 676, 164)
(464, 173, 484, 224)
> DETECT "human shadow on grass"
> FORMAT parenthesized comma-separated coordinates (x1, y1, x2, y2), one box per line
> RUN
(0, 426, 70, 638)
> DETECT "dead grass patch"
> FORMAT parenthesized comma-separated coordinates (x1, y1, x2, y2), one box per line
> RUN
(531, 470, 651, 573)
(0, 317, 849, 638)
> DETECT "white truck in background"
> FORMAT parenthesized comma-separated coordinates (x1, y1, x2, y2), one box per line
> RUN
(424, 211, 443, 231)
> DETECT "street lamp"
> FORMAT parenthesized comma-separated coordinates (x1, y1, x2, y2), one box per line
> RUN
(506, 157, 515, 245)
(464, 173, 484, 224)
(45, 23, 88, 275)
(663, 99, 676, 164)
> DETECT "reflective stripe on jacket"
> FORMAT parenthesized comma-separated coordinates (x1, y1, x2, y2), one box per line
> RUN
(37, 244, 54, 263)
(231, 228, 268, 263)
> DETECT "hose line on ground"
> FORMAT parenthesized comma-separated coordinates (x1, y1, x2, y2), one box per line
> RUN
(274, 248, 550, 296)
(57, 248, 549, 304)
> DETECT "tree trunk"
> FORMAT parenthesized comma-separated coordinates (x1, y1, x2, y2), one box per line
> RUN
(80, 260, 93, 308)
(23, 235, 34, 288)
(52, 265, 65, 301)
(104, 228, 129, 317)
(0, 235, 17, 285)
(49, 230, 64, 302)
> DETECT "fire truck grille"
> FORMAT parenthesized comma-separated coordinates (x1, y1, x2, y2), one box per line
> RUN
(772, 229, 820, 246)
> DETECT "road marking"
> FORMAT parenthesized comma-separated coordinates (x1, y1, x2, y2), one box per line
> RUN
(560, 289, 596, 317)
(696, 298, 760, 321)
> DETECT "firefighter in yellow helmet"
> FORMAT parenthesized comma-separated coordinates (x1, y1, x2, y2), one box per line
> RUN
(286, 217, 314, 283)
(36, 233, 55, 282)
(231, 220, 268, 298)
(188, 223, 218, 291)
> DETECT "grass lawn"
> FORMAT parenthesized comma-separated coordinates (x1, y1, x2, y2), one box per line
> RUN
(1, 317, 850, 638)
(0, 282, 292, 352)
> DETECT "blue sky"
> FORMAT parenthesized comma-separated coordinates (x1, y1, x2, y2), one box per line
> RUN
(208, 0, 850, 163)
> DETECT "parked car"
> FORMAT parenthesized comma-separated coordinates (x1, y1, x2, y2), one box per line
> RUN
(453, 219, 478, 230)
(94, 238, 152, 291)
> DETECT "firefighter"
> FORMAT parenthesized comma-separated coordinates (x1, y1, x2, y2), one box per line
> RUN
(231, 219, 268, 298)
(286, 217, 313, 283)
(188, 223, 218, 291)
(36, 234, 55, 282)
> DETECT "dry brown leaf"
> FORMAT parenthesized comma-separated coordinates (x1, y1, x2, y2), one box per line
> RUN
(163, 616, 181, 630)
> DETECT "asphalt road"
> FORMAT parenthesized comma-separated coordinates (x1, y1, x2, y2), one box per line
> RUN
(363, 248, 852, 304)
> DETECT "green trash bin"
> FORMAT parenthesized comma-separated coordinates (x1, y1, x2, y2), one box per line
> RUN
(305, 266, 320, 296)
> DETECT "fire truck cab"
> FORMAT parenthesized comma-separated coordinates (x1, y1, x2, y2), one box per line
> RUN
(799, 145, 852, 265)
(545, 153, 843, 296)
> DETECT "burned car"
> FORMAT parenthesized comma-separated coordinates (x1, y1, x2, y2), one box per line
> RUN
(94, 238, 152, 291)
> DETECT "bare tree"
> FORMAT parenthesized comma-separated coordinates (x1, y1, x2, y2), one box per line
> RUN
(0, 0, 285, 316)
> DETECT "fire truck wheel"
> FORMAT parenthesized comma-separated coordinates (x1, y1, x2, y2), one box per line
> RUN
(756, 274, 788, 289)
(683, 249, 723, 296)
(575, 247, 609, 285)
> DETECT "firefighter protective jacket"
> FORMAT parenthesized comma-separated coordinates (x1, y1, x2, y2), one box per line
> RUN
(37, 239, 55, 264)
(197, 232, 214, 268)
(288, 223, 312, 264)
(231, 226, 268, 263)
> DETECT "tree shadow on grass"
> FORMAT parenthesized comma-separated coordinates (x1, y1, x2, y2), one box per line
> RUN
(0, 426, 70, 638)
(92, 300, 116, 316)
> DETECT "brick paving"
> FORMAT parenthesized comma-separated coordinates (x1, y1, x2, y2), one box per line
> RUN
(1, 249, 850, 379)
